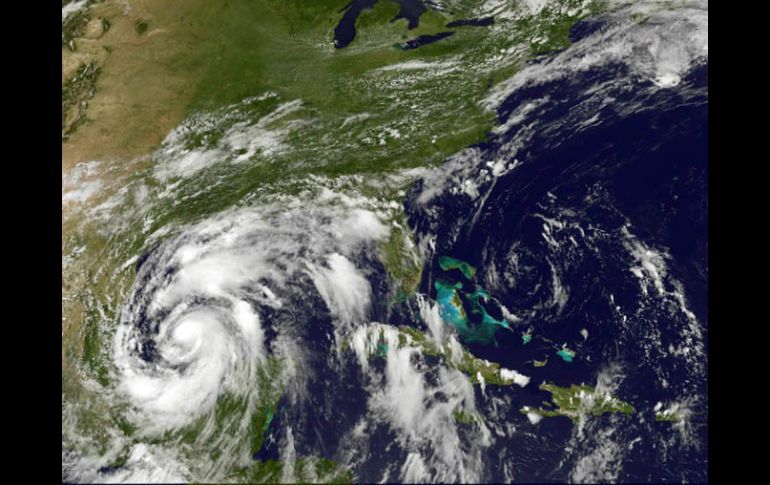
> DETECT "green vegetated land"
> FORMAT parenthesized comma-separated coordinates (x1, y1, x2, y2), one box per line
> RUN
(353, 324, 526, 387)
(521, 382, 635, 423)
(62, 0, 610, 479)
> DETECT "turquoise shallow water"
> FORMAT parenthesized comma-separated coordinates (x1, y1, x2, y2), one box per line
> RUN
(434, 257, 512, 345)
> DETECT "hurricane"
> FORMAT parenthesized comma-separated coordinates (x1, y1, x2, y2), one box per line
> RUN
(62, 0, 707, 482)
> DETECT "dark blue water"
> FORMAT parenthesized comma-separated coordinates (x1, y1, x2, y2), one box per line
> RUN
(568, 16, 610, 43)
(87, 4, 708, 482)
(124, 40, 707, 485)
(333, 0, 429, 48)
(334, 0, 378, 49)
(255, 19, 709, 481)
(390, 0, 426, 29)
(252, 57, 707, 480)
(395, 31, 454, 50)
(446, 16, 494, 28)
(401, 51, 708, 483)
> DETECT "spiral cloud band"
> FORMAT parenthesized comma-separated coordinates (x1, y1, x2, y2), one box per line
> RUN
(113, 203, 389, 437)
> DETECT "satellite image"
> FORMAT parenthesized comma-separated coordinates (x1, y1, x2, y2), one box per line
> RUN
(61, 0, 708, 482)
